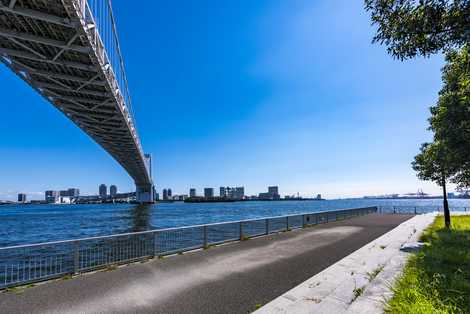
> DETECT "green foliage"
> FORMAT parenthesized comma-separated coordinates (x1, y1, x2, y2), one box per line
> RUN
(352, 286, 365, 302)
(412, 141, 453, 186)
(364, 0, 470, 60)
(387, 216, 470, 313)
(367, 264, 385, 281)
(411, 46, 469, 197)
(429, 46, 470, 188)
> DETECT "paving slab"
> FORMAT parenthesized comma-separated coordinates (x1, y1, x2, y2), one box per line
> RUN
(255, 213, 438, 314)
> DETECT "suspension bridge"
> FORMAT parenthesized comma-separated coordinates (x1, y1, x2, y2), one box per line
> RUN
(0, 0, 155, 202)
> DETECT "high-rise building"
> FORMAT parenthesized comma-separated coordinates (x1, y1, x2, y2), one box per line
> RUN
(189, 188, 196, 197)
(162, 189, 168, 200)
(45, 190, 59, 203)
(220, 187, 226, 198)
(68, 188, 80, 198)
(204, 188, 214, 198)
(268, 186, 279, 196)
(233, 187, 245, 200)
(99, 184, 107, 198)
(17, 193, 26, 203)
(60, 188, 80, 198)
(110, 185, 118, 197)
(168, 189, 172, 198)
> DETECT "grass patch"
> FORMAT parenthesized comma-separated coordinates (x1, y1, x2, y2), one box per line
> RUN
(105, 264, 118, 271)
(351, 286, 365, 302)
(387, 215, 470, 313)
(367, 264, 384, 281)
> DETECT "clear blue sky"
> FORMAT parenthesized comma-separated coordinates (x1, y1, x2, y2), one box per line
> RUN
(0, 0, 446, 200)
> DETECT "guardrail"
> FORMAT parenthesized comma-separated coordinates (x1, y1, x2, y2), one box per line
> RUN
(378, 205, 470, 214)
(0, 206, 377, 289)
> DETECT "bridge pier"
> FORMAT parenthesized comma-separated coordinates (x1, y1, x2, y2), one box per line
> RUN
(136, 184, 156, 203)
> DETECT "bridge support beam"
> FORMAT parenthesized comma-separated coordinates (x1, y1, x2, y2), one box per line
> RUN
(136, 183, 155, 204)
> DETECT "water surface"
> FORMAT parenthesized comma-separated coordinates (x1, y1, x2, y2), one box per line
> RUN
(1, 198, 469, 247)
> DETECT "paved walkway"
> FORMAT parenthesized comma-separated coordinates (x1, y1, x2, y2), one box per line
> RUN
(0, 214, 412, 314)
(255, 213, 437, 314)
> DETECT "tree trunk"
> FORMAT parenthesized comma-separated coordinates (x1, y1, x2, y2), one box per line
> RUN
(442, 176, 450, 228)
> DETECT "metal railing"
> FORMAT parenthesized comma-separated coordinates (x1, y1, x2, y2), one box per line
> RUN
(378, 205, 470, 215)
(0, 206, 377, 289)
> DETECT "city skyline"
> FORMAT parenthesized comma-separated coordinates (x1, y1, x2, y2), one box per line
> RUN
(0, 0, 447, 201)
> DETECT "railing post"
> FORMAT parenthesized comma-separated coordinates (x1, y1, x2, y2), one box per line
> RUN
(203, 226, 208, 248)
(150, 232, 156, 258)
(414, 206, 417, 215)
(73, 241, 79, 274)
(265, 219, 269, 235)
(326, 213, 329, 223)
(302, 214, 306, 228)
(286, 216, 289, 230)
(239, 222, 243, 240)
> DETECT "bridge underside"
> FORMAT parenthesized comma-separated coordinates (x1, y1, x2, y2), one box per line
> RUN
(0, 0, 154, 202)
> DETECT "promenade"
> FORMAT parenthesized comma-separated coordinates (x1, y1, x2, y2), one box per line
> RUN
(0, 214, 411, 314)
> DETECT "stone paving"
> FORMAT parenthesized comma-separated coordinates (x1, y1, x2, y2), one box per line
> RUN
(255, 213, 439, 314)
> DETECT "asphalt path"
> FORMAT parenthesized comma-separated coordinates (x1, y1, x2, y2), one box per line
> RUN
(0, 213, 412, 314)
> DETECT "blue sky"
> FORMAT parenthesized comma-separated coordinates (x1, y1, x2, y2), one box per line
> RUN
(0, 0, 446, 200)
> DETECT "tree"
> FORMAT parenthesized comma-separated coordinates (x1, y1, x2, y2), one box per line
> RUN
(412, 142, 453, 227)
(412, 46, 468, 228)
(364, 0, 470, 60)
(428, 46, 470, 189)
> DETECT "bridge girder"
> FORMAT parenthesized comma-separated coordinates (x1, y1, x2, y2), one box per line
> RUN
(0, 0, 154, 202)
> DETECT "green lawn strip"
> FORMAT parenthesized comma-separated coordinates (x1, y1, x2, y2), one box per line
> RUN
(386, 215, 470, 314)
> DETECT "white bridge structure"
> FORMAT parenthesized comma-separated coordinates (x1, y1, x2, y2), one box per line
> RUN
(0, 0, 155, 202)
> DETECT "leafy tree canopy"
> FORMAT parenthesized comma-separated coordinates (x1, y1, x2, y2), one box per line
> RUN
(429, 45, 470, 187)
(412, 141, 455, 185)
(365, 0, 470, 59)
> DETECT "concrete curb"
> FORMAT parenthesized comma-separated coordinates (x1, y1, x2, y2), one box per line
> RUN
(254, 213, 438, 314)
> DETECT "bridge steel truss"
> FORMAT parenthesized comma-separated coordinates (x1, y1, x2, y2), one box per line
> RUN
(0, 0, 154, 202)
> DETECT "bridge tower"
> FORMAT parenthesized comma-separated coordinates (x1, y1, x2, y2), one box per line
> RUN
(136, 154, 155, 203)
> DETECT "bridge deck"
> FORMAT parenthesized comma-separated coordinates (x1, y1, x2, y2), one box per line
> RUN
(0, 0, 151, 187)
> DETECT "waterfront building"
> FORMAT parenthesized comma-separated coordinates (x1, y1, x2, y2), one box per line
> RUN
(268, 186, 279, 196)
(233, 187, 245, 200)
(315, 194, 322, 200)
(110, 185, 118, 197)
(204, 188, 214, 198)
(45, 190, 60, 203)
(162, 189, 168, 200)
(259, 186, 281, 200)
(99, 184, 107, 198)
(220, 186, 245, 199)
(155, 193, 160, 201)
(17, 193, 26, 203)
(190, 188, 196, 198)
(173, 195, 187, 201)
(168, 188, 172, 198)
(60, 188, 80, 198)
